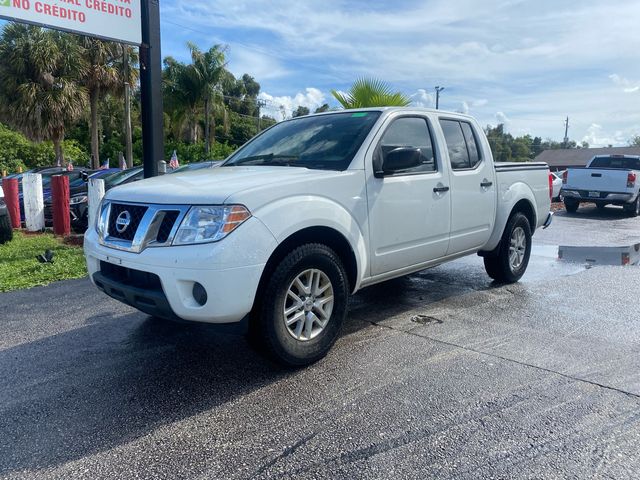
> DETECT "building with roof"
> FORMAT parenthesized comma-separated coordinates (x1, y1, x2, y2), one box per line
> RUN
(534, 147, 640, 171)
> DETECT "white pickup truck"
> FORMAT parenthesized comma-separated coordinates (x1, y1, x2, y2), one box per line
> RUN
(84, 108, 552, 365)
(561, 155, 640, 216)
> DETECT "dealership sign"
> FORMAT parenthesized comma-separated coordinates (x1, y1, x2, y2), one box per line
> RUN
(0, 0, 141, 45)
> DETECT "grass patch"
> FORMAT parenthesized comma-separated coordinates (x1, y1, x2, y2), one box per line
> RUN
(0, 231, 87, 292)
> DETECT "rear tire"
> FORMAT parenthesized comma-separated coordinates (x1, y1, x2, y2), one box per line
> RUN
(624, 196, 640, 217)
(564, 198, 579, 213)
(483, 212, 532, 284)
(254, 243, 349, 367)
(0, 213, 12, 244)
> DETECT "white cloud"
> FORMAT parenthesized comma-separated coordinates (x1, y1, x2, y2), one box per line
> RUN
(258, 88, 326, 119)
(162, 0, 640, 143)
(495, 112, 510, 124)
(411, 89, 434, 108)
(609, 73, 640, 93)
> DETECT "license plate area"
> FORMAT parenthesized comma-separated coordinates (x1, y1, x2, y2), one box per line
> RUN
(588, 191, 600, 198)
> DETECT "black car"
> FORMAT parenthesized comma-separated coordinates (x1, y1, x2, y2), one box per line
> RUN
(62, 167, 144, 232)
(0, 198, 12, 244)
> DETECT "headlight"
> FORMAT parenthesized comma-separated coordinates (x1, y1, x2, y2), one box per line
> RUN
(70, 195, 88, 205)
(173, 205, 251, 245)
(96, 199, 109, 237)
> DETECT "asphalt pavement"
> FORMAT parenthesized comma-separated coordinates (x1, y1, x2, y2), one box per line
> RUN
(1, 209, 640, 479)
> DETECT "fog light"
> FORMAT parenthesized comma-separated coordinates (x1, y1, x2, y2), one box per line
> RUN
(192, 282, 208, 306)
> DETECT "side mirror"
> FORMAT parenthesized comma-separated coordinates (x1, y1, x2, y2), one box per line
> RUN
(81, 171, 89, 182)
(379, 147, 422, 176)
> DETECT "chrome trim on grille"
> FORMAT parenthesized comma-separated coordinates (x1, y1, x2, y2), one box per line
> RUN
(98, 201, 190, 253)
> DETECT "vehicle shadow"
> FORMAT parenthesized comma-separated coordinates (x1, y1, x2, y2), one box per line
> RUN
(0, 311, 290, 475)
(0, 265, 496, 475)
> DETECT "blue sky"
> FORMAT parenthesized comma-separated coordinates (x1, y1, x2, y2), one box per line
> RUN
(1, 0, 638, 146)
(160, 0, 640, 146)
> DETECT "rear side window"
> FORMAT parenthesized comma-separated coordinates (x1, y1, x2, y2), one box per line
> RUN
(378, 117, 436, 174)
(440, 119, 482, 170)
(589, 157, 640, 169)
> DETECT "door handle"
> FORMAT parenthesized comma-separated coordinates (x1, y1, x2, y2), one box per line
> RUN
(480, 180, 493, 188)
(433, 186, 450, 193)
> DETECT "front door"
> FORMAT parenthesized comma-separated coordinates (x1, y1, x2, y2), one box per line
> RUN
(438, 118, 495, 254)
(366, 115, 451, 276)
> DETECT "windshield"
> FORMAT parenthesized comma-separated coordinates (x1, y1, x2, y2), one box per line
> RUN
(223, 111, 381, 170)
(104, 168, 142, 188)
(589, 157, 640, 169)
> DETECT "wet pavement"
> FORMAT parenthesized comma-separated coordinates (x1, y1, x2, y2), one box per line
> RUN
(1, 211, 640, 479)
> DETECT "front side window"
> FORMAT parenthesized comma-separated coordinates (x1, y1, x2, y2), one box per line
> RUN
(377, 117, 436, 174)
(223, 111, 382, 171)
(440, 119, 482, 170)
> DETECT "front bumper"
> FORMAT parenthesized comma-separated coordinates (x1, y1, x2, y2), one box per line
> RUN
(84, 217, 277, 323)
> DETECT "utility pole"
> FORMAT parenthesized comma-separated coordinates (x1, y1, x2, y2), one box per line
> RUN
(563, 116, 569, 148)
(435, 86, 445, 110)
(123, 44, 133, 169)
(256, 99, 267, 131)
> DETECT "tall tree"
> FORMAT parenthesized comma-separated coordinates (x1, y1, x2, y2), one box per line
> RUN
(292, 106, 310, 117)
(80, 37, 122, 168)
(0, 24, 86, 165)
(188, 43, 226, 154)
(163, 56, 203, 143)
(331, 78, 410, 108)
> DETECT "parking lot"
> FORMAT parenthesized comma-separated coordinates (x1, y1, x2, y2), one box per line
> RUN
(1, 206, 640, 479)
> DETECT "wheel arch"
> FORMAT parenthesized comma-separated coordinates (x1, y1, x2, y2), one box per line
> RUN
(251, 226, 360, 317)
(480, 186, 538, 254)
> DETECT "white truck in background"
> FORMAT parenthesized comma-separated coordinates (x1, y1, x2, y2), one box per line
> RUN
(561, 155, 640, 216)
(84, 108, 552, 366)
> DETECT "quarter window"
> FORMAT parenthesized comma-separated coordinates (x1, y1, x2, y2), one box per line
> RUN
(440, 119, 482, 170)
(378, 117, 436, 174)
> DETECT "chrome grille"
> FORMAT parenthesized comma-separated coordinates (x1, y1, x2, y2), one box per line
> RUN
(98, 202, 190, 253)
(108, 204, 148, 241)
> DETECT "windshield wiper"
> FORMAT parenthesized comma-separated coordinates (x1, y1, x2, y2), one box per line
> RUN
(231, 153, 300, 166)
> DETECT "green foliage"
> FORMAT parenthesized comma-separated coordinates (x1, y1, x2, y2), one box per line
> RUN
(293, 106, 310, 117)
(629, 136, 640, 147)
(0, 231, 87, 292)
(164, 140, 235, 163)
(332, 78, 411, 108)
(0, 123, 88, 173)
(485, 124, 584, 162)
(0, 24, 87, 164)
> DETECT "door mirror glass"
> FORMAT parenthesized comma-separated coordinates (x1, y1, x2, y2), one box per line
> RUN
(382, 147, 422, 174)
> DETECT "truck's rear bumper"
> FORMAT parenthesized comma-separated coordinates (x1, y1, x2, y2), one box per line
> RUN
(561, 189, 635, 203)
(543, 211, 553, 229)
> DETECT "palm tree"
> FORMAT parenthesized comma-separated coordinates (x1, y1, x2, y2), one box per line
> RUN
(80, 38, 121, 168)
(331, 78, 411, 108)
(188, 43, 226, 154)
(0, 24, 87, 165)
(163, 56, 203, 144)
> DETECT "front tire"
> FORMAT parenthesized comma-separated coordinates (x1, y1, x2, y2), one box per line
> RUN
(564, 198, 579, 213)
(483, 212, 532, 284)
(256, 243, 350, 367)
(0, 214, 12, 244)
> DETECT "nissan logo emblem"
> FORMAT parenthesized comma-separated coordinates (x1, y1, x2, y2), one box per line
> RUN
(115, 210, 131, 233)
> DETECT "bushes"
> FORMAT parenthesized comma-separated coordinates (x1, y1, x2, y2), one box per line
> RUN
(164, 140, 235, 164)
(0, 123, 89, 174)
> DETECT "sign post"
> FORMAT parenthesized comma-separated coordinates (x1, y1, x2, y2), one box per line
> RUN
(140, 0, 162, 179)
(0, 0, 163, 178)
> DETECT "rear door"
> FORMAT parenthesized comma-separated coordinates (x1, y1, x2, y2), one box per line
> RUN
(366, 114, 451, 276)
(438, 118, 496, 255)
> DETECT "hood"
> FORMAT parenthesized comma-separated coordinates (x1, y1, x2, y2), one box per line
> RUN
(105, 166, 342, 205)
